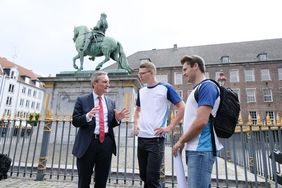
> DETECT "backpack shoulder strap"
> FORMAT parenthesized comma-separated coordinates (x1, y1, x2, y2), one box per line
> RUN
(194, 79, 219, 102)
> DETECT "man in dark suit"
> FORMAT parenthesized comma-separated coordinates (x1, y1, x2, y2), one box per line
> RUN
(72, 71, 128, 188)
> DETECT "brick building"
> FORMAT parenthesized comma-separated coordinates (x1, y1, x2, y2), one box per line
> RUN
(124, 38, 282, 124)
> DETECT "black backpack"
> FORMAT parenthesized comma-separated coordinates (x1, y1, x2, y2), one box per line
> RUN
(0, 154, 11, 180)
(194, 79, 240, 138)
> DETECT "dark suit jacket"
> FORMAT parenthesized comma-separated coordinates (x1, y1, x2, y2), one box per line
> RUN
(72, 93, 119, 158)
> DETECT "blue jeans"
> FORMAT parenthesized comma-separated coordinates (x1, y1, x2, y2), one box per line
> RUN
(186, 151, 215, 188)
(137, 137, 164, 188)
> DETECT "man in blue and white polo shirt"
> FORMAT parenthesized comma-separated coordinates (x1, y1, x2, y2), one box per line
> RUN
(172, 55, 223, 188)
(134, 61, 185, 188)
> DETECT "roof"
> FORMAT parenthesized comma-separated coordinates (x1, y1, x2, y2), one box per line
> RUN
(109, 38, 282, 70)
(0, 57, 41, 81)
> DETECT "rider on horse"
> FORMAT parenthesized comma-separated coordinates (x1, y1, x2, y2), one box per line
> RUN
(80, 13, 108, 56)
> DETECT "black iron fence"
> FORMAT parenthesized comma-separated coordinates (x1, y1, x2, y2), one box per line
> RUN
(0, 115, 282, 187)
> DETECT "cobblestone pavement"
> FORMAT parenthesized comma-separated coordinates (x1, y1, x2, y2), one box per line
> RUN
(0, 178, 144, 188)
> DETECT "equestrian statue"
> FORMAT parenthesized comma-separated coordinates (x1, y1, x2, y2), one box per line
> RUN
(72, 13, 133, 73)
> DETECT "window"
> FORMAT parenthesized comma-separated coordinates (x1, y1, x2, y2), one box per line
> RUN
(6, 96, 12, 106)
(174, 72, 183, 85)
(25, 100, 30, 108)
(22, 87, 26, 94)
(232, 88, 240, 102)
(262, 88, 273, 102)
(8, 84, 15, 93)
(244, 70, 255, 82)
(33, 90, 37, 97)
(28, 89, 31, 96)
(36, 103, 40, 110)
(261, 69, 270, 81)
(257, 53, 267, 61)
(4, 109, 11, 116)
(249, 111, 257, 125)
(20, 99, 24, 106)
(10, 71, 16, 79)
(246, 88, 256, 103)
(38, 91, 42, 99)
(31, 101, 35, 109)
(156, 75, 168, 83)
(205, 72, 210, 79)
(229, 70, 239, 82)
(266, 111, 275, 124)
(176, 90, 183, 98)
(278, 68, 282, 80)
(221, 56, 230, 63)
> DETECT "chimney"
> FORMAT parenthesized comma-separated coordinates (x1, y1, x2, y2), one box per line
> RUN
(173, 44, 177, 49)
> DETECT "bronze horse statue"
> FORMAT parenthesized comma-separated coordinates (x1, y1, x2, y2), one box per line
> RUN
(73, 25, 132, 73)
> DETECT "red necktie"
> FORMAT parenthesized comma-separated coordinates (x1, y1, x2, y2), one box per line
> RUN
(98, 96, 105, 143)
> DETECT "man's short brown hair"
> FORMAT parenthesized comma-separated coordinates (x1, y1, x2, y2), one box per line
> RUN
(180, 55, 206, 73)
(139, 61, 156, 73)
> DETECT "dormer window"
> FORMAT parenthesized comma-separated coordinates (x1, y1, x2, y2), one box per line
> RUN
(221, 56, 230, 63)
(257, 53, 267, 61)
(24, 76, 31, 84)
(35, 80, 40, 87)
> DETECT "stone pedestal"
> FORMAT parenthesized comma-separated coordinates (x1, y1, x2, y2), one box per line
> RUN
(39, 70, 141, 122)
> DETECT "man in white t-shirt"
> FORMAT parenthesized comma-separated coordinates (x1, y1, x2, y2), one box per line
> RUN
(172, 55, 223, 188)
(134, 61, 185, 188)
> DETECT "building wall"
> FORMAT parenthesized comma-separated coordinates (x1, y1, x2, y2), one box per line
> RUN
(156, 60, 282, 124)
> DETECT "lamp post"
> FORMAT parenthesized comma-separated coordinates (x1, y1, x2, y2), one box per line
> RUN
(217, 71, 227, 86)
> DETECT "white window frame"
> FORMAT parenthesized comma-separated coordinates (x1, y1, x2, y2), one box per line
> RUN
(246, 88, 256, 103)
(262, 88, 273, 102)
(261, 69, 271, 81)
(229, 69, 239, 83)
(278, 68, 282, 80)
(244, 69, 255, 82)
(174, 72, 183, 85)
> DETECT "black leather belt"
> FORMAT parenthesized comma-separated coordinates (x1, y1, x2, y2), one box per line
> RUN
(93, 133, 108, 139)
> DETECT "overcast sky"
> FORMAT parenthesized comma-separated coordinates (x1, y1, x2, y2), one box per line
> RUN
(1, 0, 282, 76)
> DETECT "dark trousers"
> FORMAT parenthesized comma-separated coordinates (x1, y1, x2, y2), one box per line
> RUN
(137, 137, 165, 188)
(77, 136, 113, 188)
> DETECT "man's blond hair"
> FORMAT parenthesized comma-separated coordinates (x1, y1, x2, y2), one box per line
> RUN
(139, 61, 157, 74)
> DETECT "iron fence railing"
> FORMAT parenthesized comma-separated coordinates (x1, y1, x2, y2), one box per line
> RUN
(0, 116, 282, 187)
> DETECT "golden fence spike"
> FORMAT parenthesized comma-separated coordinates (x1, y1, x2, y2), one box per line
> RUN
(257, 113, 262, 125)
(7, 112, 11, 121)
(276, 113, 281, 125)
(63, 113, 66, 121)
(238, 114, 243, 125)
(56, 112, 60, 121)
(266, 113, 271, 125)
(247, 114, 253, 125)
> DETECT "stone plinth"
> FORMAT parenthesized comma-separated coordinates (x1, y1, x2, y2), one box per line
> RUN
(39, 70, 141, 122)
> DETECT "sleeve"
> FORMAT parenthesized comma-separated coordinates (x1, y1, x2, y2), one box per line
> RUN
(197, 81, 219, 108)
(136, 90, 140, 107)
(72, 96, 88, 127)
(164, 83, 182, 105)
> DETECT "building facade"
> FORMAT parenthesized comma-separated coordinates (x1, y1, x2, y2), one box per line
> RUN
(0, 57, 44, 119)
(124, 38, 282, 125)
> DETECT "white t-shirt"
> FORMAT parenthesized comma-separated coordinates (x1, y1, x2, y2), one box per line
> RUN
(183, 80, 223, 151)
(136, 82, 181, 138)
